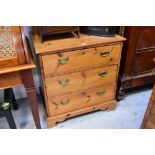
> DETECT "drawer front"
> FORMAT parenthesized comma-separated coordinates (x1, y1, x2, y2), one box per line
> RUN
(0, 72, 21, 89)
(48, 84, 115, 116)
(45, 65, 117, 97)
(42, 44, 121, 76)
(134, 50, 155, 74)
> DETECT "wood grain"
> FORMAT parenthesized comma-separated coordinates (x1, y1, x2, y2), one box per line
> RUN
(30, 31, 125, 127)
(47, 100, 116, 128)
(118, 26, 155, 99)
(45, 65, 117, 97)
(141, 85, 155, 129)
(48, 83, 115, 116)
(0, 72, 21, 89)
(30, 32, 125, 54)
(134, 49, 155, 74)
(39, 26, 79, 41)
(42, 44, 122, 76)
(137, 27, 155, 50)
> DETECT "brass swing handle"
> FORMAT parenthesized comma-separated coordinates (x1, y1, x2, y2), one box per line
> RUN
(58, 57, 69, 65)
(98, 71, 108, 77)
(100, 51, 110, 57)
(96, 91, 106, 96)
(58, 79, 70, 86)
(60, 99, 70, 105)
(100, 48, 113, 57)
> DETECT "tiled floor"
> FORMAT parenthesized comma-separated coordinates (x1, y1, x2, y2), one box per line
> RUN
(0, 86, 153, 129)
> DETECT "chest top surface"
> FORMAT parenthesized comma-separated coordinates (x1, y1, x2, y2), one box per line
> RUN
(31, 32, 126, 55)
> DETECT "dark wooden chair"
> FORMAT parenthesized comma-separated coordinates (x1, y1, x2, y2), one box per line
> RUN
(0, 88, 18, 129)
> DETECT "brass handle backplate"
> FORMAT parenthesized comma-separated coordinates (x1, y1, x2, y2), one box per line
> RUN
(96, 91, 105, 96)
(98, 71, 108, 77)
(100, 47, 113, 57)
(100, 51, 110, 57)
(58, 79, 69, 86)
(60, 99, 70, 105)
(58, 57, 69, 65)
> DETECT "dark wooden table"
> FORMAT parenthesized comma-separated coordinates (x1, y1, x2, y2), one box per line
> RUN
(0, 52, 41, 129)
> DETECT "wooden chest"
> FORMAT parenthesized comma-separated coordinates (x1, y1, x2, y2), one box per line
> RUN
(38, 26, 79, 42)
(31, 32, 125, 127)
(118, 26, 155, 99)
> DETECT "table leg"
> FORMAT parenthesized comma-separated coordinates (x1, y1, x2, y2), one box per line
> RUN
(5, 110, 17, 129)
(0, 103, 17, 129)
(20, 69, 41, 129)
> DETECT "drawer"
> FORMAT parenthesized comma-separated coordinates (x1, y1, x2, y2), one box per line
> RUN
(134, 50, 155, 74)
(42, 44, 121, 76)
(48, 84, 115, 116)
(45, 65, 117, 97)
(0, 72, 21, 89)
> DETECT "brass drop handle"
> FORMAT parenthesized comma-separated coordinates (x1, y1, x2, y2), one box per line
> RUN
(98, 71, 108, 77)
(58, 57, 69, 65)
(60, 99, 70, 105)
(100, 51, 110, 57)
(96, 91, 105, 96)
(58, 79, 69, 86)
(153, 58, 155, 63)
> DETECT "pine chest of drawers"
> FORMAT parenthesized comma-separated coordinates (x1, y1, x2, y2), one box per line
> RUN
(31, 32, 125, 127)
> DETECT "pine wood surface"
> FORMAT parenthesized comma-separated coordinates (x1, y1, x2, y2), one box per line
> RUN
(41, 44, 122, 77)
(45, 65, 117, 97)
(48, 83, 115, 116)
(47, 100, 116, 127)
(31, 32, 125, 54)
(30, 31, 125, 127)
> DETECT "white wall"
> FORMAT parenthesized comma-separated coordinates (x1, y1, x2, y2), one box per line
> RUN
(0, 26, 40, 100)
